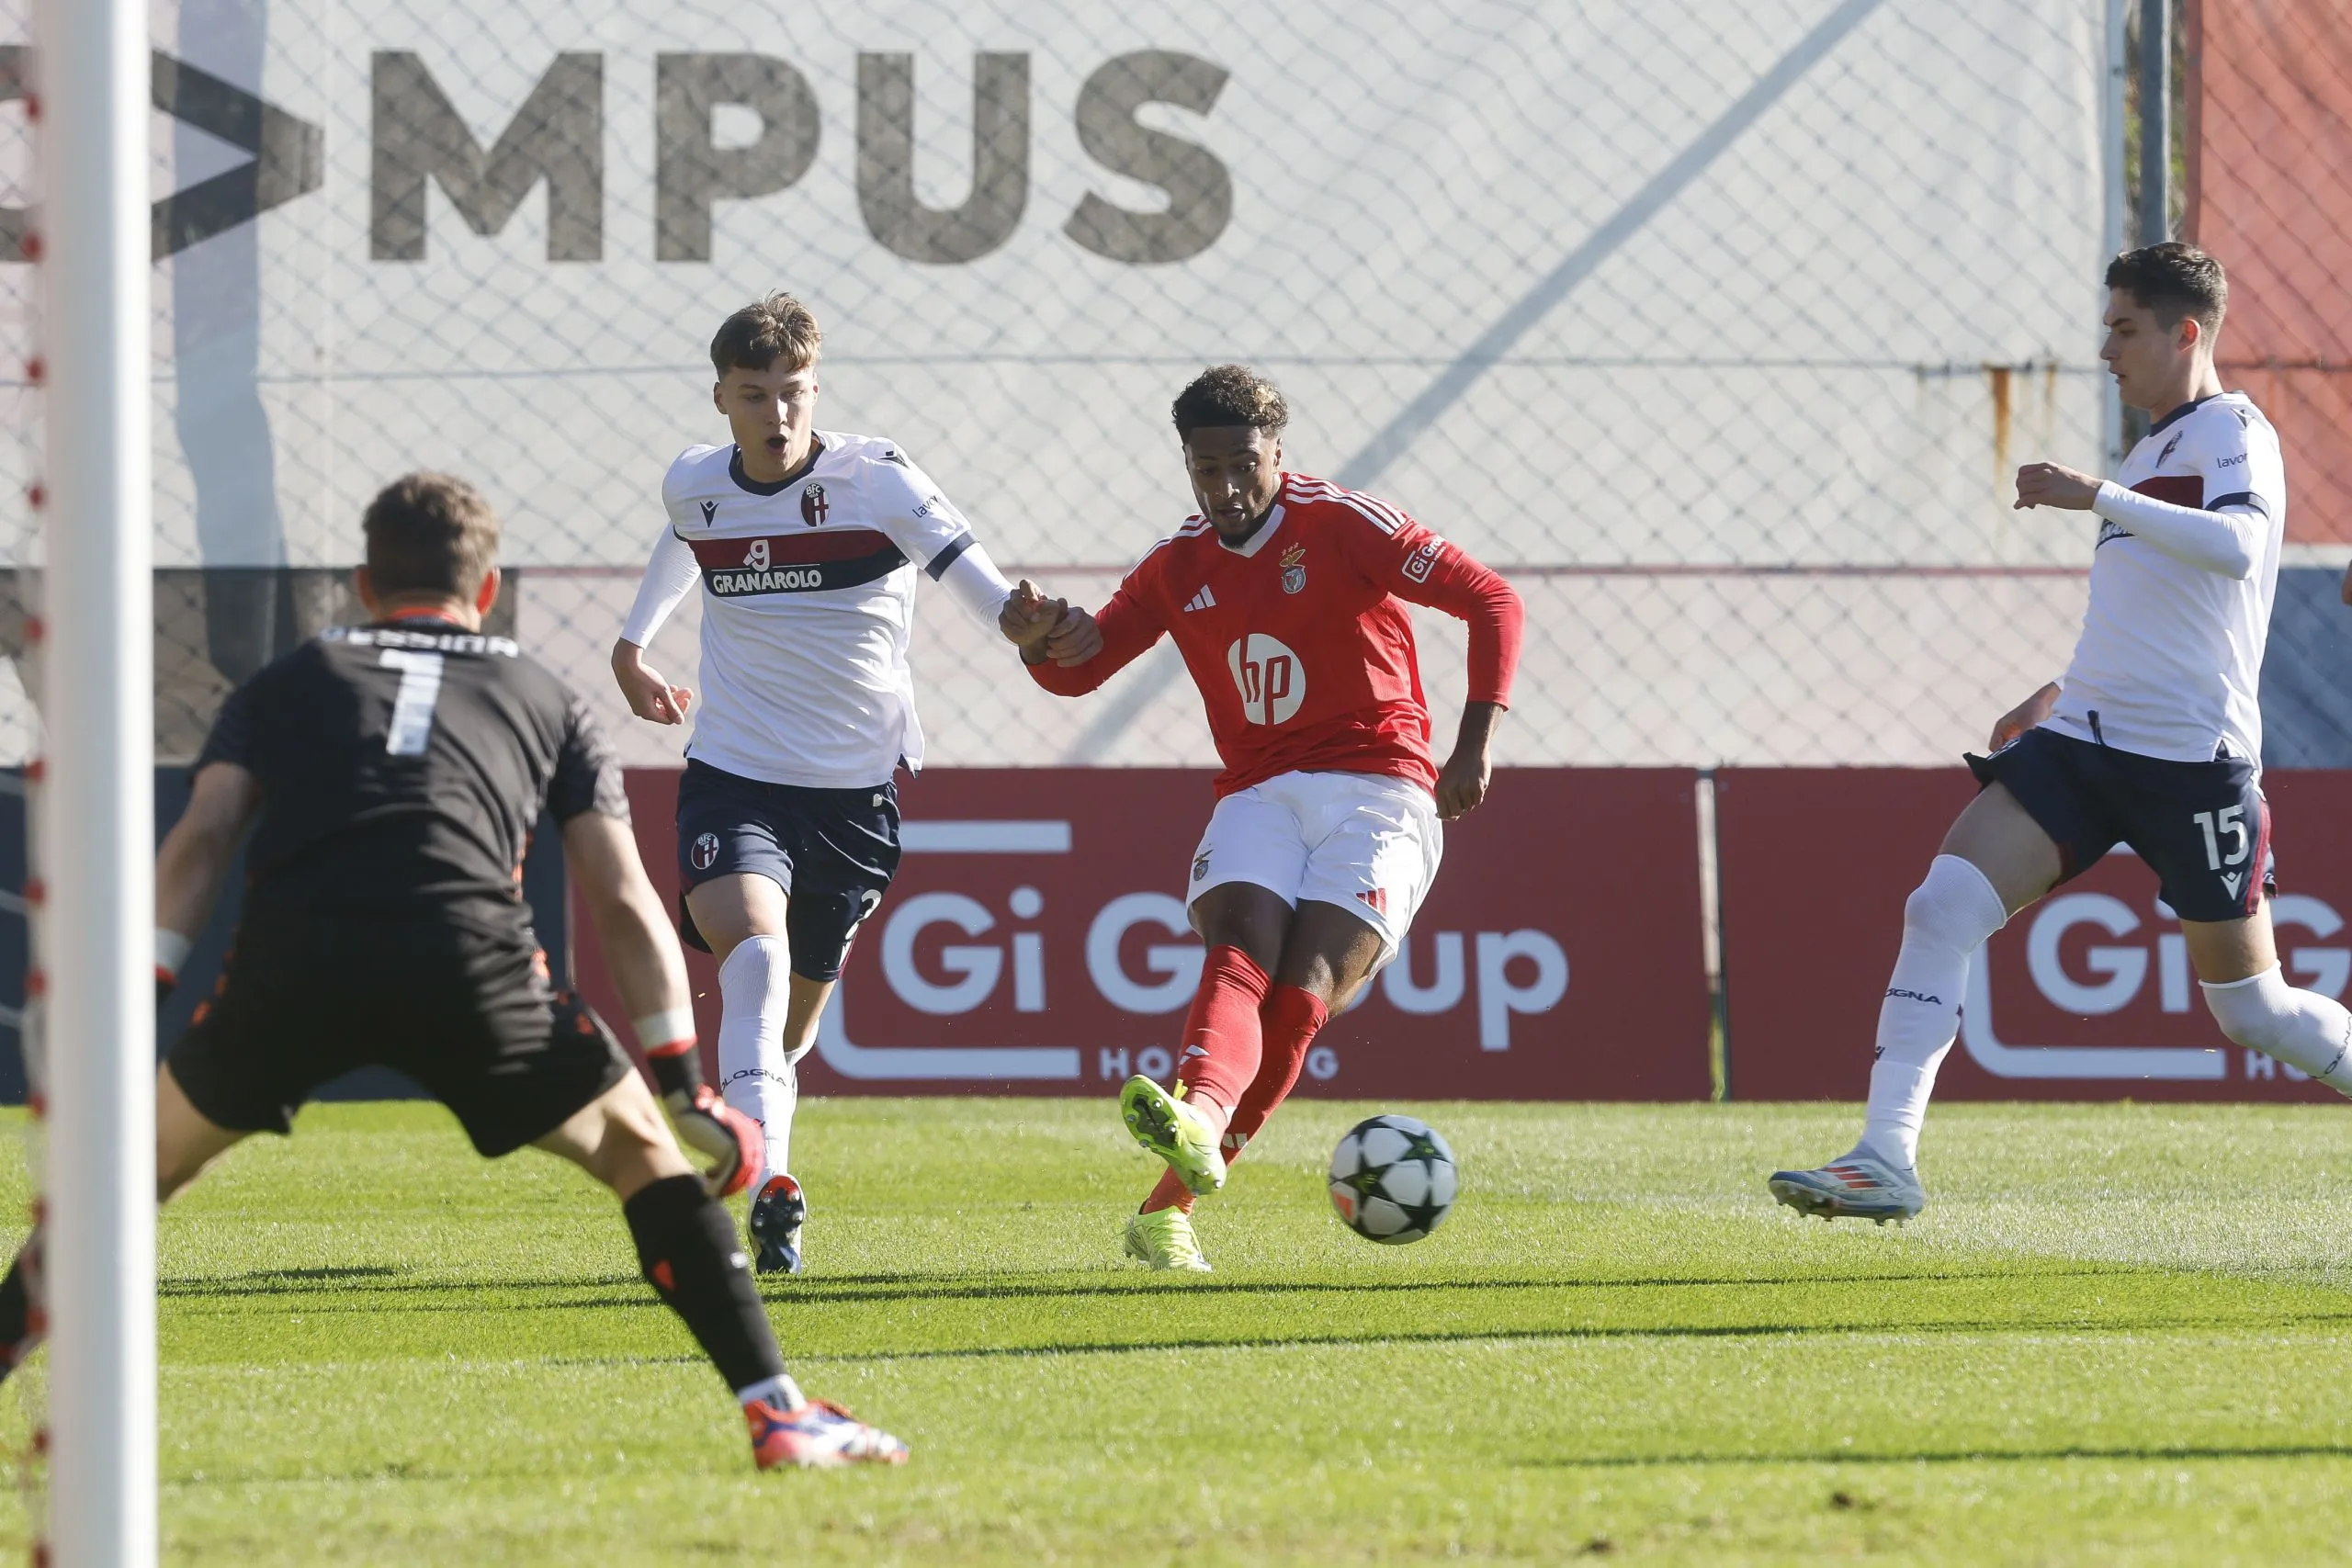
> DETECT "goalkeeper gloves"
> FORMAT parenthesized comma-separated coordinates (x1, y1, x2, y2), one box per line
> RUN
(639, 1008, 763, 1199)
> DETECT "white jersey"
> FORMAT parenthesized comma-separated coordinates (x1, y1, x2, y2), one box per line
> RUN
(2046, 390, 2284, 765)
(621, 432, 1012, 788)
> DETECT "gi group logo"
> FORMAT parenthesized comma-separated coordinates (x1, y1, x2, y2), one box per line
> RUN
(811, 806, 1571, 1089)
(1961, 855, 2351, 1085)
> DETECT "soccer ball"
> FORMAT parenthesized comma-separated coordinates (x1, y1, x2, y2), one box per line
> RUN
(1328, 1114, 1458, 1244)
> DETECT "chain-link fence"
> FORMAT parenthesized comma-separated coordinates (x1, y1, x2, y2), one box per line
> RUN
(2185, 0, 2352, 766)
(0, 0, 2345, 772)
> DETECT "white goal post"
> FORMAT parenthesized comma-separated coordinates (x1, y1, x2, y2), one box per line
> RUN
(33, 0, 157, 1561)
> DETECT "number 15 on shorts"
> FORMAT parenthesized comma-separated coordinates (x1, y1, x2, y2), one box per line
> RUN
(2193, 806, 2248, 871)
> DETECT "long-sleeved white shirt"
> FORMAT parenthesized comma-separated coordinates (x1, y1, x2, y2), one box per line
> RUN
(2046, 391, 2285, 764)
(622, 432, 1012, 788)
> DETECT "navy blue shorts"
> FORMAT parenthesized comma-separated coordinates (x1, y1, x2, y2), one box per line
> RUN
(1966, 727, 2274, 923)
(674, 760, 901, 981)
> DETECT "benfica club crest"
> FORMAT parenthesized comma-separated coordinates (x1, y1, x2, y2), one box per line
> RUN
(1280, 543, 1307, 594)
(799, 483, 829, 526)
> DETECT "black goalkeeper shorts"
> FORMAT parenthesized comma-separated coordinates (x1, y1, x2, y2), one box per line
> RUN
(167, 913, 633, 1157)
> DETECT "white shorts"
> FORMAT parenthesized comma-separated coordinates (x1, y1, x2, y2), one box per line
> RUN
(1186, 770, 1443, 959)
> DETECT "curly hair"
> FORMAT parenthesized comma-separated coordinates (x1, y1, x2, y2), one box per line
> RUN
(2106, 243, 2227, 333)
(1170, 365, 1290, 440)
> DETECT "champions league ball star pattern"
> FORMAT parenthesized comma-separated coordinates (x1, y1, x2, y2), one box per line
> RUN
(1329, 1114, 1458, 1244)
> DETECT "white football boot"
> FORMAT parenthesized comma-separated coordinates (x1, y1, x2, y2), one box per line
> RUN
(1767, 1152, 1926, 1224)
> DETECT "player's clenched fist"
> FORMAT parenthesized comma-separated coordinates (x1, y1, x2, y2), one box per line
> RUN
(1044, 605, 1103, 666)
(667, 1083, 766, 1199)
(1433, 748, 1490, 820)
(999, 579, 1063, 650)
(2013, 461, 2102, 511)
(611, 637, 695, 726)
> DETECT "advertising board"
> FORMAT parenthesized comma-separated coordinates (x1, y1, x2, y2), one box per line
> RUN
(571, 766, 1713, 1099)
(1720, 767, 2352, 1101)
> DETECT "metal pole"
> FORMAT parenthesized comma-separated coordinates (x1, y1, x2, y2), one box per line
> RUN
(2138, 0, 2170, 243)
(32, 0, 157, 1559)
(2105, 0, 2131, 470)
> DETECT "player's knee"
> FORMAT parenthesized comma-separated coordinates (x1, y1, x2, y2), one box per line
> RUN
(1903, 854, 2008, 951)
(2201, 966, 2292, 1051)
(719, 931, 790, 992)
(575, 1077, 688, 1195)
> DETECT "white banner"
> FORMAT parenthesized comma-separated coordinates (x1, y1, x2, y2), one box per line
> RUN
(3, 0, 2108, 570)
(0, 1, 2121, 768)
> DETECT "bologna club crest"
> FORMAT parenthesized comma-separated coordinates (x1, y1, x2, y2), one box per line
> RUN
(799, 483, 829, 526)
(692, 831, 721, 871)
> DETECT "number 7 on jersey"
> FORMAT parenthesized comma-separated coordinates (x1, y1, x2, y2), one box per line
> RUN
(380, 649, 447, 756)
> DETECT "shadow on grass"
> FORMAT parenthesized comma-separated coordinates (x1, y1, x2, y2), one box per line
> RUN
(157, 1263, 2147, 1303)
(1515, 1443, 2352, 1469)
(792, 1309, 2352, 1365)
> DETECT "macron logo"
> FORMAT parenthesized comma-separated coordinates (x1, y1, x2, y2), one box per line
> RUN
(1183, 586, 1216, 613)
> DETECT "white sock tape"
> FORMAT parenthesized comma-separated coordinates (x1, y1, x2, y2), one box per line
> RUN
(633, 1004, 697, 1050)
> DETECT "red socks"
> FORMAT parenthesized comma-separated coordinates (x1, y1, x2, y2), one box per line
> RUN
(1227, 985, 1329, 1151)
(1171, 945, 1270, 1123)
(1142, 978, 1330, 1216)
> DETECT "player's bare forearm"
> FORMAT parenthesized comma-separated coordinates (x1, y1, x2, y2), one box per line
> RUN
(1988, 682, 2063, 750)
(562, 811, 691, 1021)
(1435, 702, 1504, 821)
(157, 763, 261, 939)
(610, 637, 693, 726)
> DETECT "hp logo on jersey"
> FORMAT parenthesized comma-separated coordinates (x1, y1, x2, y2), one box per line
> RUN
(1227, 634, 1306, 725)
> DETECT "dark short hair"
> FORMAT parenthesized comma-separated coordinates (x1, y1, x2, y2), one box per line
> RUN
(362, 472, 499, 600)
(2107, 243, 2228, 333)
(710, 291, 822, 377)
(1171, 365, 1289, 441)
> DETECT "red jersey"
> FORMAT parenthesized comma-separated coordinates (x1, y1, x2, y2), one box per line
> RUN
(1030, 473, 1524, 795)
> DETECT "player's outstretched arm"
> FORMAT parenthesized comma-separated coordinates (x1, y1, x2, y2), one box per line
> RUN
(155, 761, 261, 991)
(562, 810, 762, 1197)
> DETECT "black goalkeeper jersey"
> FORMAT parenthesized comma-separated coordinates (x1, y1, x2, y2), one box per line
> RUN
(194, 614, 628, 942)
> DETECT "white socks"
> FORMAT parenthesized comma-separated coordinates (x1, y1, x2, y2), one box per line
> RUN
(2201, 966, 2352, 1093)
(718, 935, 799, 1191)
(734, 1372, 805, 1411)
(1856, 854, 2010, 1171)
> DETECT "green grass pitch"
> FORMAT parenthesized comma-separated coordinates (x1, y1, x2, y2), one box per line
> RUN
(4, 1097, 2352, 1564)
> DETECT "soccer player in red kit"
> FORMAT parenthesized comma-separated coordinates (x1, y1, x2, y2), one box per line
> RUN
(1008, 366, 1523, 1269)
